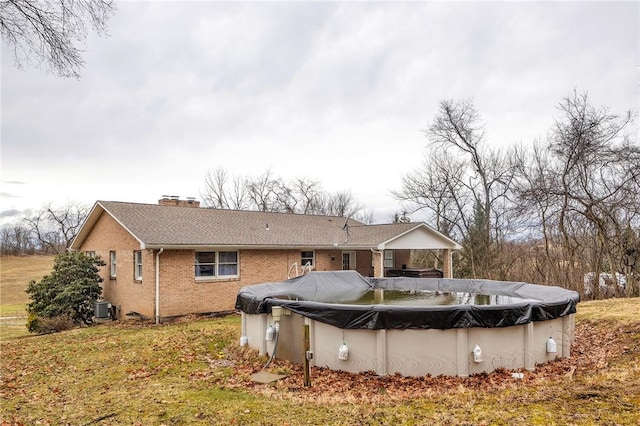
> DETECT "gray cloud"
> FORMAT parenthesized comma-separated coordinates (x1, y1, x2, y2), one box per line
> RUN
(2, 1, 638, 218)
(0, 209, 22, 218)
(1, 192, 20, 198)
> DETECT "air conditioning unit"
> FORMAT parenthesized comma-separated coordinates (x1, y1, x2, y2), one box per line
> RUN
(94, 301, 111, 319)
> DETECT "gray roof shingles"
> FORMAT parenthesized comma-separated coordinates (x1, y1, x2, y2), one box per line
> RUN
(98, 201, 414, 248)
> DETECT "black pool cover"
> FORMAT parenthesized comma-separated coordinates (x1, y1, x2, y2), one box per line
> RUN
(235, 271, 580, 330)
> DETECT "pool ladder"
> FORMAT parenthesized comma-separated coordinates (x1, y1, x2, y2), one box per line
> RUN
(287, 261, 313, 279)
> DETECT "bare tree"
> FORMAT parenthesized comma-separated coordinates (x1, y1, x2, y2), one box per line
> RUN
(392, 151, 468, 239)
(246, 170, 281, 212)
(515, 90, 639, 297)
(288, 177, 324, 214)
(201, 167, 250, 210)
(321, 190, 363, 218)
(201, 167, 365, 219)
(396, 99, 516, 278)
(24, 201, 89, 253)
(1, 0, 116, 78)
(426, 99, 516, 243)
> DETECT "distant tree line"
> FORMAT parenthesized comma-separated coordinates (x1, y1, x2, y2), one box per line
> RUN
(394, 90, 640, 298)
(0, 202, 88, 255)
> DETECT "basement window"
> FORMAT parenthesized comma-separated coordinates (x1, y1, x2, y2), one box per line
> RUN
(195, 251, 238, 279)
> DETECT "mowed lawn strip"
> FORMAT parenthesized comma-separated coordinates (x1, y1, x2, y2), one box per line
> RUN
(1, 298, 639, 425)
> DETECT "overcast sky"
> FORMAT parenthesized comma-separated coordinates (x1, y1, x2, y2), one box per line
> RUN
(2, 0, 638, 224)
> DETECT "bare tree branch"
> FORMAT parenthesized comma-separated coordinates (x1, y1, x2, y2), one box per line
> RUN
(1, 0, 116, 78)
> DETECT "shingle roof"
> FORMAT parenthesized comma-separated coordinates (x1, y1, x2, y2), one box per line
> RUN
(71, 201, 460, 250)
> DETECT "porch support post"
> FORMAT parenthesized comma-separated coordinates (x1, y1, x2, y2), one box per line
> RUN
(443, 248, 453, 278)
(372, 250, 384, 278)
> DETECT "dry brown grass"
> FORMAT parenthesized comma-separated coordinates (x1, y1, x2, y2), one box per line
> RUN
(577, 296, 640, 326)
(1, 255, 639, 424)
(1, 299, 639, 425)
(0, 255, 54, 307)
(0, 255, 54, 338)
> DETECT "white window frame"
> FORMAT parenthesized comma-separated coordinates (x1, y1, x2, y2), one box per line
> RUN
(85, 251, 96, 258)
(195, 251, 239, 280)
(109, 251, 117, 278)
(134, 250, 143, 281)
(301, 250, 315, 269)
(384, 250, 394, 268)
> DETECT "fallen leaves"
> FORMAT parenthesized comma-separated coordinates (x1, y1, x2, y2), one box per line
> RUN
(205, 318, 640, 405)
(1, 306, 638, 425)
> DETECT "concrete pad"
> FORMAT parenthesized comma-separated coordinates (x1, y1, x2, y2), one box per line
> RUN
(251, 371, 288, 384)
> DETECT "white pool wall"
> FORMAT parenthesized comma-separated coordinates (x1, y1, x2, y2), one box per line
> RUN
(242, 310, 575, 377)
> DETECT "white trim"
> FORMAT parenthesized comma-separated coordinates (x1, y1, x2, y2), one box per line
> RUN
(377, 223, 462, 251)
(109, 251, 117, 278)
(300, 250, 315, 267)
(194, 250, 239, 280)
(69, 201, 146, 251)
(383, 250, 394, 268)
(155, 248, 163, 324)
(134, 250, 143, 281)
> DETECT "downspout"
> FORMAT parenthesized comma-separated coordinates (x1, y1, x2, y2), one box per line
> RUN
(155, 248, 164, 324)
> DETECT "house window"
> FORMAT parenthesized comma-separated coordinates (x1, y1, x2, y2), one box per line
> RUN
(85, 251, 96, 258)
(218, 251, 238, 276)
(195, 251, 238, 279)
(301, 251, 314, 268)
(134, 251, 143, 280)
(109, 251, 116, 278)
(384, 250, 394, 268)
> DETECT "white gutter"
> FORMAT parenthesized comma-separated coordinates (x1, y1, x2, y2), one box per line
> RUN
(155, 248, 164, 324)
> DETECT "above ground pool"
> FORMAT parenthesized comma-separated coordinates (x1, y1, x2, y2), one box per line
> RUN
(235, 271, 580, 377)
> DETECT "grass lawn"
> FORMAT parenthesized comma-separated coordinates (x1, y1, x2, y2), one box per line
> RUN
(1, 256, 639, 424)
(0, 255, 54, 309)
(1, 298, 639, 425)
(0, 255, 55, 339)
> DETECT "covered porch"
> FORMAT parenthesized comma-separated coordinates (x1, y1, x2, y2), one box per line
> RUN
(339, 223, 462, 278)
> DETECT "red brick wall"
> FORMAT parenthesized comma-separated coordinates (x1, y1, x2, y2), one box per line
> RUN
(78, 211, 154, 318)
(79, 215, 376, 319)
(157, 198, 200, 207)
(157, 248, 366, 317)
(395, 250, 412, 269)
(355, 250, 374, 277)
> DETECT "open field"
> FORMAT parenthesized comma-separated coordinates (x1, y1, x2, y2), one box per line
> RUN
(0, 298, 638, 425)
(0, 256, 55, 339)
(0, 255, 54, 309)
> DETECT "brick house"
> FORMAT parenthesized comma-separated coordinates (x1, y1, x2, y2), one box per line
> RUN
(70, 198, 461, 322)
